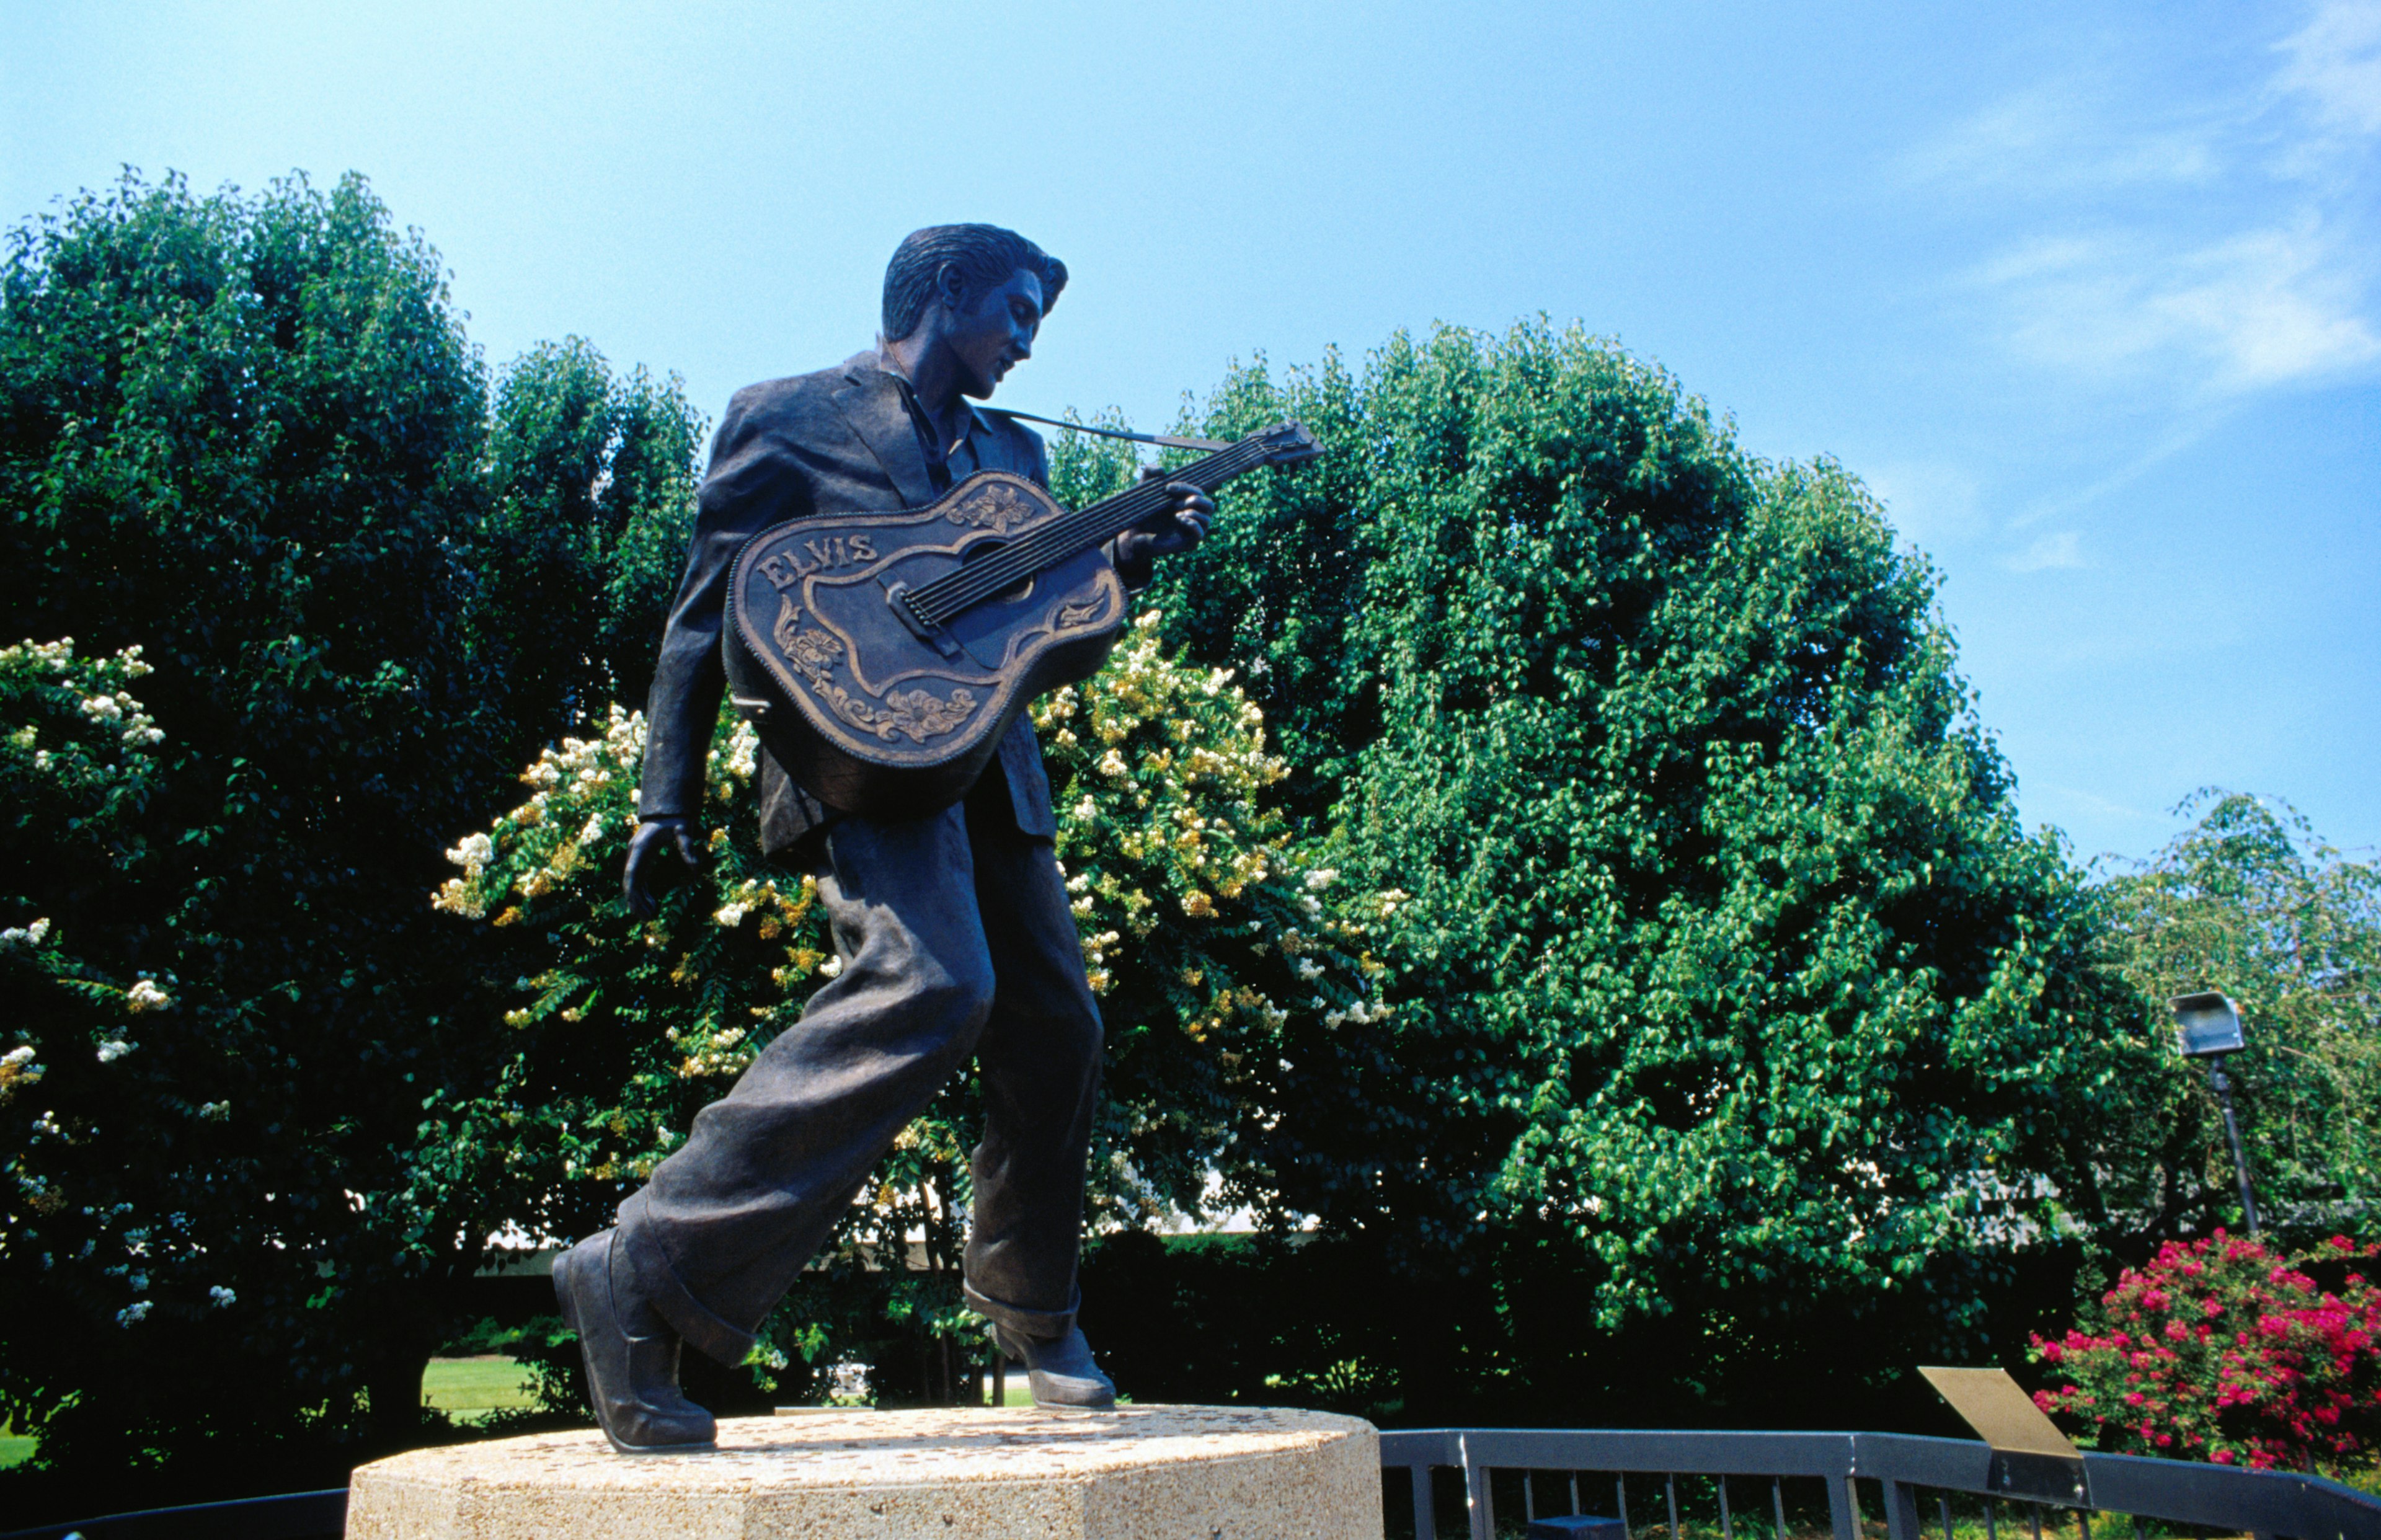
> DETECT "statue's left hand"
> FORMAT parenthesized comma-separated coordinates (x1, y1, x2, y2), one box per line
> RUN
(624, 816, 705, 919)
(1114, 470, 1213, 584)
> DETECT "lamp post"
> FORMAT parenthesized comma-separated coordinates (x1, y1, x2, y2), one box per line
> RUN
(2168, 991, 2259, 1236)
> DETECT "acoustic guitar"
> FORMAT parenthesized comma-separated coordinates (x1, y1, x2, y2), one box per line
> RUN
(722, 422, 1322, 819)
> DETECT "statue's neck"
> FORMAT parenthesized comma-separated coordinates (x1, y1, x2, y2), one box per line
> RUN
(881, 334, 971, 449)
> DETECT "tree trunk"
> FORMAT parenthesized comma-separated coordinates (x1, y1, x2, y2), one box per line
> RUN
(366, 1345, 430, 1448)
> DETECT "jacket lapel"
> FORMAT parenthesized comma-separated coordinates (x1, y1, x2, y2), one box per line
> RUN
(965, 405, 1029, 477)
(830, 355, 938, 509)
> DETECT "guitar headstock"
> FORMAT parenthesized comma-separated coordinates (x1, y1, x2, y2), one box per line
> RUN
(1251, 421, 1323, 467)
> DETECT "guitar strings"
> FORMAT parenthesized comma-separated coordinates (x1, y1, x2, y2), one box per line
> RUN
(926, 440, 1271, 613)
(913, 490, 1147, 617)
(920, 486, 1161, 612)
(911, 441, 1267, 622)
(914, 448, 1251, 618)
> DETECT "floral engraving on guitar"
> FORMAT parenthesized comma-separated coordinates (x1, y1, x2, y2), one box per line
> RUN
(1054, 598, 1104, 629)
(946, 480, 1034, 535)
(773, 597, 844, 680)
(773, 596, 978, 744)
(867, 687, 980, 742)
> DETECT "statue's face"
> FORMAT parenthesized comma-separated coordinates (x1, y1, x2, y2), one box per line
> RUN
(944, 267, 1044, 399)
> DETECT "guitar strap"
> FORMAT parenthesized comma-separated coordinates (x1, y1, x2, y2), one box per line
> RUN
(983, 407, 1232, 454)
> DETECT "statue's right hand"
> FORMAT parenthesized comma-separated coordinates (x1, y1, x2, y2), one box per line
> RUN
(623, 816, 705, 919)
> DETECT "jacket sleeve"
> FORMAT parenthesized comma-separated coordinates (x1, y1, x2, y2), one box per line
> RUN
(995, 423, 1060, 838)
(637, 392, 811, 821)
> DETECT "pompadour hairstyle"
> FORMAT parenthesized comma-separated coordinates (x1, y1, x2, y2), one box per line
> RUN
(880, 224, 1068, 343)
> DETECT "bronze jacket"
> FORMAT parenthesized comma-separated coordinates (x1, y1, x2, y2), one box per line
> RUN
(636, 351, 1058, 854)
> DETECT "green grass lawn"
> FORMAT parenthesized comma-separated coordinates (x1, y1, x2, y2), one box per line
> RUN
(0, 1425, 34, 1469)
(421, 1355, 542, 1422)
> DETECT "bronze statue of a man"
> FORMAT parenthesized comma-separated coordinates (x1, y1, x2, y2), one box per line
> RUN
(551, 224, 1212, 1454)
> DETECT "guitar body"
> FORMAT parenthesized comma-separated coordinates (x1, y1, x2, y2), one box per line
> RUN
(723, 471, 1129, 819)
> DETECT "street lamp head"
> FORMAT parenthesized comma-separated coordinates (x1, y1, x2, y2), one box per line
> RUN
(2169, 991, 2246, 1058)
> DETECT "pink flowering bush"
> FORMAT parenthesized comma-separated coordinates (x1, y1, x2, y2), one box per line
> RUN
(2030, 1232, 2381, 1471)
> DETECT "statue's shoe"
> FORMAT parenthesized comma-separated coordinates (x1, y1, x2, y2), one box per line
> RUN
(552, 1231, 718, 1454)
(995, 1324, 1117, 1409)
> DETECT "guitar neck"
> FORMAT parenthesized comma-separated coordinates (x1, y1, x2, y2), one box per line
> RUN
(1071, 437, 1277, 549)
(906, 436, 1279, 627)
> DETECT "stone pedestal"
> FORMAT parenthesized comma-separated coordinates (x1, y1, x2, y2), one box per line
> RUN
(345, 1405, 1381, 1540)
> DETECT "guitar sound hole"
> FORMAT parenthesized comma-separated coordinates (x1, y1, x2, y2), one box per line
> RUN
(960, 540, 1033, 606)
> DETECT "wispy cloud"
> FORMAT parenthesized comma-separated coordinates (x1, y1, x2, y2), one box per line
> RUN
(2006, 531, 2086, 572)
(2276, 1, 2381, 135)
(1909, 2, 2381, 400)
(1901, 81, 2229, 195)
(1977, 221, 2380, 389)
(2005, 410, 2233, 529)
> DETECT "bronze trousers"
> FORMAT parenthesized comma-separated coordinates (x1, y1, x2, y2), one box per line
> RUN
(614, 777, 1102, 1366)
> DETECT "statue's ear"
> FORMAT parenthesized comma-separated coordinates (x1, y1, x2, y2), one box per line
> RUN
(934, 260, 970, 311)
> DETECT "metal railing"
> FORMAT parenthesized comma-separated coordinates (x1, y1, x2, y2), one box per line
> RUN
(1378, 1429, 2381, 1540)
(7, 1433, 2378, 1540)
(0, 1489, 345, 1540)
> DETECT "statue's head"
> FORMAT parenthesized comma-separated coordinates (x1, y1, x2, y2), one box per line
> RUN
(881, 224, 1068, 398)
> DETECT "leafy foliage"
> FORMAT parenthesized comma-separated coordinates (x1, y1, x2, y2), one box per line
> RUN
(2097, 792, 2381, 1242)
(1138, 322, 2147, 1408)
(476, 337, 703, 723)
(0, 170, 698, 1506)
(2033, 1232, 2381, 1469)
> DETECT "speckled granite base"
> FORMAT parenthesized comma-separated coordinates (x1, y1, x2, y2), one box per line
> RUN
(344, 1405, 1382, 1539)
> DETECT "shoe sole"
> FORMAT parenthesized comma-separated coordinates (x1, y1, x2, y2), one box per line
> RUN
(554, 1244, 717, 1456)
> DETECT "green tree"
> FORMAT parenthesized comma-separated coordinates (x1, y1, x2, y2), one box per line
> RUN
(0, 170, 698, 1510)
(2098, 792, 2381, 1242)
(476, 337, 704, 724)
(1138, 322, 2146, 1420)
(0, 170, 492, 1489)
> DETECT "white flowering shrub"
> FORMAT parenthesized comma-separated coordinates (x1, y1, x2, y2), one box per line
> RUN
(1, 638, 187, 1390)
(1032, 611, 1399, 1225)
(425, 619, 1397, 1401)
(1, 640, 176, 1092)
(414, 702, 815, 1246)
(2, 637, 166, 843)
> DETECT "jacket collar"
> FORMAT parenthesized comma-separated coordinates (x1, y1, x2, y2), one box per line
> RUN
(830, 351, 937, 508)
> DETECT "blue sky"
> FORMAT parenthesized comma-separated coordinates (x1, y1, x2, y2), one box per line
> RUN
(5, 1, 2374, 864)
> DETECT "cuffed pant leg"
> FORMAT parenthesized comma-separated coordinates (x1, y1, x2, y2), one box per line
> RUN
(619, 803, 996, 1362)
(960, 809, 1104, 1339)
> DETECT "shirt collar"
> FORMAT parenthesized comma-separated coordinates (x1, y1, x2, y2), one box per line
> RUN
(872, 348, 991, 455)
